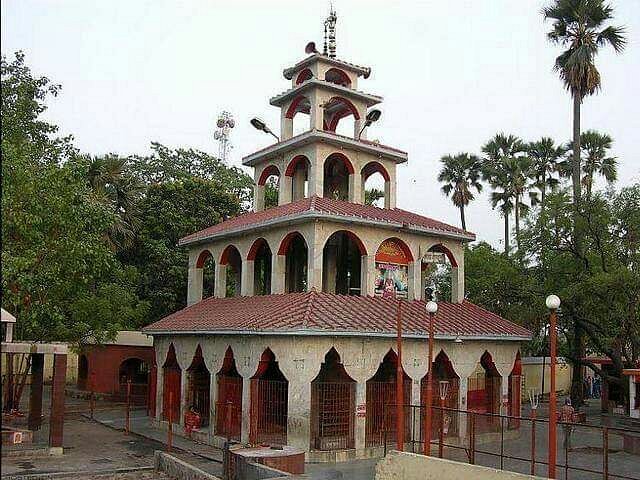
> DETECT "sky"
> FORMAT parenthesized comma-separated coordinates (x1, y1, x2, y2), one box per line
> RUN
(2, 0, 639, 247)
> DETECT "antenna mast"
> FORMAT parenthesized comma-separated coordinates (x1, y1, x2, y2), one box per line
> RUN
(213, 111, 235, 162)
(324, 6, 337, 58)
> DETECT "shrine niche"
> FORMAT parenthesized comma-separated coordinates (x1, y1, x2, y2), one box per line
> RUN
(374, 238, 413, 298)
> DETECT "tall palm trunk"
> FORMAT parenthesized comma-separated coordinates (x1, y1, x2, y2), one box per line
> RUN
(459, 205, 466, 231)
(541, 171, 547, 207)
(572, 96, 582, 206)
(503, 213, 510, 254)
(515, 195, 521, 251)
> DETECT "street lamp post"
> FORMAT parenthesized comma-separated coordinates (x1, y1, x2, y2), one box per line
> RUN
(546, 294, 561, 479)
(424, 300, 438, 456)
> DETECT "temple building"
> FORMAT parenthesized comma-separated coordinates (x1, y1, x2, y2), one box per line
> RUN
(144, 12, 530, 462)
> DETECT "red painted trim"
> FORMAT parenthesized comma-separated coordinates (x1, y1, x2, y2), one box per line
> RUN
(325, 152, 355, 175)
(328, 97, 360, 120)
(295, 69, 313, 85)
(285, 95, 309, 119)
(277, 231, 307, 256)
(375, 237, 414, 263)
(257, 165, 280, 186)
(247, 238, 271, 261)
(220, 245, 241, 265)
(284, 155, 309, 177)
(196, 250, 213, 268)
(361, 161, 390, 182)
(324, 68, 351, 87)
(427, 244, 459, 268)
(325, 230, 367, 256)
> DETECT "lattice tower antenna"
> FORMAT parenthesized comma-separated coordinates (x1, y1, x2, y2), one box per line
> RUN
(213, 111, 235, 162)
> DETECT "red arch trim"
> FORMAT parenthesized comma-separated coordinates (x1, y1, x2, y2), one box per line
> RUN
(277, 232, 307, 255)
(427, 244, 458, 267)
(220, 245, 241, 265)
(375, 237, 414, 263)
(295, 68, 313, 85)
(196, 250, 213, 268)
(325, 152, 355, 175)
(257, 165, 280, 186)
(361, 161, 390, 182)
(284, 155, 310, 177)
(247, 238, 271, 260)
(326, 97, 360, 120)
(285, 95, 309, 119)
(324, 68, 351, 87)
(325, 230, 367, 256)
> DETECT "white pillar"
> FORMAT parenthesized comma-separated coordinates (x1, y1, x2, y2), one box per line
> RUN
(629, 376, 638, 418)
(307, 241, 323, 292)
(451, 265, 465, 303)
(458, 376, 468, 441)
(500, 374, 509, 416)
(308, 156, 323, 198)
(279, 176, 292, 205)
(281, 114, 293, 141)
(209, 371, 217, 437)
(156, 367, 164, 424)
(408, 260, 422, 300)
(348, 173, 359, 203)
(215, 263, 227, 298)
(241, 376, 251, 444)
(254, 184, 265, 212)
(241, 260, 254, 296)
(354, 381, 367, 452)
(384, 181, 391, 209)
(187, 264, 203, 306)
(362, 255, 376, 297)
(271, 254, 286, 294)
(180, 369, 188, 427)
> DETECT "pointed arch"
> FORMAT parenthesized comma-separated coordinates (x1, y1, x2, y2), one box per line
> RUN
(162, 344, 181, 423)
(295, 68, 313, 85)
(324, 68, 351, 87)
(257, 164, 281, 186)
(420, 350, 460, 438)
(285, 95, 311, 119)
(215, 346, 242, 440)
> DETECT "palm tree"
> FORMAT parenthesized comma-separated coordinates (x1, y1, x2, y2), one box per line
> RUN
(543, 0, 626, 207)
(482, 134, 528, 253)
(437, 153, 483, 231)
(579, 130, 617, 199)
(527, 137, 567, 206)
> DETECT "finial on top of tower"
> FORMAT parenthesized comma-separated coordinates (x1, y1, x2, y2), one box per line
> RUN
(323, 5, 337, 58)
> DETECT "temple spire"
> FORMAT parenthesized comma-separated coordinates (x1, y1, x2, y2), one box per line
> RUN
(323, 6, 337, 58)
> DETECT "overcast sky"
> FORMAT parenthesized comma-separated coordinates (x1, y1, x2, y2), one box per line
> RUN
(2, 0, 638, 247)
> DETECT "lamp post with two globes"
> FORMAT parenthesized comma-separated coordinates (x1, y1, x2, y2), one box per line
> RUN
(546, 294, 561, 479)
(423, 300, 438, 456)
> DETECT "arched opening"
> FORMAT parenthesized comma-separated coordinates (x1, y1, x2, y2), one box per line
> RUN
(374, 238, 412, 299)
(248, 238, 272, 296)
(324, 68, 351, 87)
(215, 347, 243, 440)
(295, 68, 312, 85)
(162, 344, 181, 424)
(196, 250, 215, 300)
(220, 245, 242, 297)
(508, 352, 522, 429)
(77, 354, 88, 390)
(279, 232, 308, 293)
(322, 96, 359, 138)
(310, 348, 356, 451)
(361, 161, 390, 208)
(250, 348, 289, 446)
(467, 351, 502, 433)
(421, 244, 459, 302)
(323, 153, 354, 201)
(258, 165, 280, 210)
(322, 230, 366, 295)
(286, 95, 311, 136)
(420, 351, 460, 440)
(186, 346, 210, 427)
(119, 358, 149, 404)
(285, 155, 310, 201)
(365, 350, 411, 447)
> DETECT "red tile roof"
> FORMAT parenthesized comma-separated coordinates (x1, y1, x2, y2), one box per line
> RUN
(143, 291, 531, 340)
(179, 196, 475, 245)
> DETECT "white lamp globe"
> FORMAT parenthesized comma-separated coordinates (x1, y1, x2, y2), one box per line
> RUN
(425, 301, 438, 314)
(545, 294, 561, 310)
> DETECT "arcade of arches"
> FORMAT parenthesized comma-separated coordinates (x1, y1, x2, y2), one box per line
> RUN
(154, 339, 522, 457)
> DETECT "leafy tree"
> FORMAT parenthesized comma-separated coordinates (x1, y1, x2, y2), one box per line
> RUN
(527, 137, 567, 206)
(437, 153, 483, 231)
(365, 187, 385, 207)
(264, 176, 279, 209)
(543, 0, 626, 208)
(1, 52, 148, 345)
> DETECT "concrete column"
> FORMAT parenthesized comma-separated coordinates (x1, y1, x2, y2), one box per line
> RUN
(187, 264, 203, 307)
(354, 381, 367, 452)
(279, 176, 292, 206)
(271, 254, 286, 294)
(281, 114, 293, 141)
(241, 260, 254, 296)
(307, 242, 323, 292)
(292, 168, 306, 200)
(49, 354, 67, 452)
(214, 263, 227, 298)
(408, 260, 422, 301)
(362, 255, 376, 296)
(323, 246, 337, 293)
(308, 152, 324, 198)
(348, 173, 360, 203)
(180, 369, 188, 427)
(254, 184, 265, 212)
(28, 353, 44, 431)
(309, 91, 323, 131)
(388, 174, 397, 209)
(241, 376, 251, 444)
(500, 374, 509, 416)
(354, 118, 364, 140)
(209, 371, 217, 437)
(458, 376, 469, 441)
(384, 181, 391, 209)
(156, 367, 164, 423)
(451, 265, 465, 303)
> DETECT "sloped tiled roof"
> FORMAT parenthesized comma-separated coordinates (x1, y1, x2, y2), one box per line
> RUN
(179, 196, 474, 245)
(143, 291, 531, 340)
